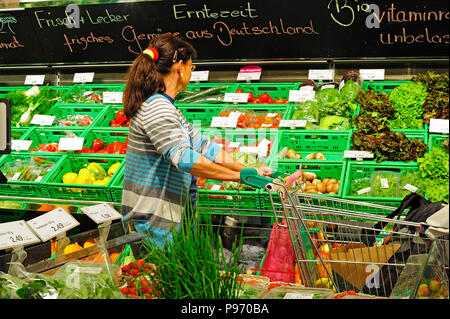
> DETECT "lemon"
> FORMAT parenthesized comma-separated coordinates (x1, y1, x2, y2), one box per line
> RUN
(62, 172, 78, 184)
(108, 162, 121, 177)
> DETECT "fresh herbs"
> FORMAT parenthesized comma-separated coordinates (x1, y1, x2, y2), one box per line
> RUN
(417, 147, 449, 203)
(351, 115, 427, 162)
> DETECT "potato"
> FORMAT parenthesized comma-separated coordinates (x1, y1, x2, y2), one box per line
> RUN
(328, 191, 337, 195)
(323, 178, 330, 185)
(316, 182, 326, 193)
(328, 179, 337, 184)
(332, 183, 339, 193)
(312, 179, 320, 185)
(303, 172, 317, 181)
(305, 153, 316, 160)
(315, 152, 325, 160)
(326, 183, 336, 193)
(286, 149, 298, 159)
(305, 184, 318, 191)
(306, 189, 318, 194)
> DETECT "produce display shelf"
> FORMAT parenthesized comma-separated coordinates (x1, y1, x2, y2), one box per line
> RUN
(11, 127, 32, 140)
(342, 161, 421, 209)
(428, 134, 449, 152)
(175, 82, 237, 104)
(110, 163, 125, 203)
(362, 80, 413, 93)
(0, 153, 65, 199)
(260, 160, 347, 212)
(57, 83, 125, 105)
(45, 154, 126, 202)
(177, 104, 223, 127)
(17, 127, 88, 155)
(233, 82, 300, 103)
(92, 105, 129, 130)
(81, 128, 128, 154)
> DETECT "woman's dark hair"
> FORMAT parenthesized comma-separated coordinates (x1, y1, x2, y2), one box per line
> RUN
(123, 33, 197, 119)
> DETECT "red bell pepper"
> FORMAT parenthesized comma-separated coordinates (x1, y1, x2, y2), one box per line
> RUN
(115, 109, 127, 125)
(77, 147, 92, 153)
(91, 138, 105, 152)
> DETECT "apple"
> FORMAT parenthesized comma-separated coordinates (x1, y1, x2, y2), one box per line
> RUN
(429, 279, 441, 293)
(417, 283, 431, 297)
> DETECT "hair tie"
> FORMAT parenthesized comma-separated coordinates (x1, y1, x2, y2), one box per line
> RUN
(143, 47, 159, 61)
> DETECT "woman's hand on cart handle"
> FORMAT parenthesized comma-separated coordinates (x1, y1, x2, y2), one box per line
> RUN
(257, 164, 273, 177)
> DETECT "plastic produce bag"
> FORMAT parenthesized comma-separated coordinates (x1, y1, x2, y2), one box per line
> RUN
(292, 100, 321, 122)
(51, 261, 124, 299)
(260, 220, 296, 283)
(339, 80, 361, 103)
(0, 272, 27, 299)
(315, 88, 340, 106)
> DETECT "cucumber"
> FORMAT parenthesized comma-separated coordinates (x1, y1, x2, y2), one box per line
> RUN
(183, 94, 225, 104)
(177, 85, 228, 103)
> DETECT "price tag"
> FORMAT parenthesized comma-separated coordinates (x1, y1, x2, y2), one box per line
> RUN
(403, 184, 418, 193)
(357, 187, 372, 195)
(239, 146, 260, 154)
(0, 220, 41, 250)
(30, 114, 55, 126)
(289, 90, 316, 103)
(237, 71, 261, 81)
(58, 137, 84, 151)
(224, 93, 249, 103)
(429, 119, 449, 134)
(284, 293, 314, 299)
(228, 142, 240, 149)
(80, 203, 122, 224)
(190, 70, 209, 82)
(11, 172, 21, 181)
(11, 140, 32, 151)
(73, 72, 95, 83)
(308, 69, 334, 81)
(26, 207, 80, 242)
(266, 113, 278, 118)
(344, 151, 374, 159)
(228, 111, 243, 119)
(103, 91, 123, 104)
(24, 75, 45, 85)
(360, 69, 385, 81)
(34, 176, 43, 182)
(211, 116, 238, 128)
(279, 120, 307, 128)
(321, 84, 336, 90)
(380, 178, 389, 189)
(299, 85, 314, 92)
(339, 80, 346, 91)
(257, 138, 271, 157)
(210, 184, 222, 191)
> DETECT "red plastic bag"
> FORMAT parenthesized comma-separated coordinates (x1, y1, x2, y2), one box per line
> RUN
(261, 219, 296, 283)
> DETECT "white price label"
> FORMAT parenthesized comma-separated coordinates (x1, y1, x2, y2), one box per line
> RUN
(224, 93, 249, 103)
(257, 138, 271, 157)
(289, 90, 316, 103)
(239, 146, 259, 154)
(403, 184, 418, 193)
(210, 184, 222, 191)
(210, 116, 238, 128)
(0, 220, 41, 250)
(266, 113, 278, 118)
(30, 114, 55, 126)
(380, 178, 389, 189)
(190, 71, 210, 82)
(308, 69, 334, 81)
(279, 120, 307, 128)
(299, 85, 314, 92)
(357, 187, 372, 195)
(360, 69, 385, 81)
(34, 176, 43, 182)
(429, 119, 449, 134)
(73, 72, 95, 83)
(80, 203, 122, 224)
(103, 91, 123, 104)
(339, 80, 346, 91)
(11, 140, 32, 151)
(11, 172, 21, 181)
(321, 84, 336, 90)
(228, 111, 243, 119)
(58, 137, 84, 151)
(26, 207, 80, 242)
(344, 151, 374, 159)
(24, 75, 45, 85)
(284, 293, 314, 299)
(228, 142, 240, 149)
(237, 71, 261, 81)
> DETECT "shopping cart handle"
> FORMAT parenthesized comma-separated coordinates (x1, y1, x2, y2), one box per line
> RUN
(240, 168, 274, 189)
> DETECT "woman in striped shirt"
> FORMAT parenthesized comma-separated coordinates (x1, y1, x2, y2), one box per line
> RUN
(121, 33, 272, 247)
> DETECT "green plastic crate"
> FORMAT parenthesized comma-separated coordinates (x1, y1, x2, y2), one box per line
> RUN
(81, 128, 128, 154)
(11, 128, 31, 140)
(92, 105, 128, 130)
(342, 161, 421, 207)
(362, 80, 412, 93)
(275, 130, 351, 161)
(58, 84, 125, 105)
(175, 82, 236, 104)
(233, 82, 300, 103)
(18, 127, 87, 155)
(46, 154, 125, 202)
(0, 153, 63, 199)
(428, 134, 449, 153)
(178, 105, 221, 127)
(110, 163, 125, 203)
(260, 160, 347, 212)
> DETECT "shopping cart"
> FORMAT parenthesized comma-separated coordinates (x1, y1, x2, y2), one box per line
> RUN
(241, 167, 449, 298)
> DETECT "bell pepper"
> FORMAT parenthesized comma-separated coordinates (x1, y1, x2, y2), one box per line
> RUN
(110, 119, 122, 127)
(108, 162, 121, 177)
(115, 109, 127, 125)
(91, 138, 105, 152)
(86, 162, 106, 180)
(77, 147, 92, 153)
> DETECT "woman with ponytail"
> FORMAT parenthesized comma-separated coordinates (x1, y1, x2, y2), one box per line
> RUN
(121, 33, 272, 247)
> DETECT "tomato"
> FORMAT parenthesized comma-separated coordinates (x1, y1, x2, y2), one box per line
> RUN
(284, 99, 289, 104)
(253, 98, 261, 104)
(260, 93, 270, 103)
(235, 88, 244, 93)
(115, 109, 127, 125)
(80, 115, 93, 127)
(267, 97, 275, 104)
(246, 91, 254, 102)
(275, 98, 284, 104)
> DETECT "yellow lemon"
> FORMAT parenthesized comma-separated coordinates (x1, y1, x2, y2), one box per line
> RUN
(108, 162, 121, 177)
(62, 172, 77, 184)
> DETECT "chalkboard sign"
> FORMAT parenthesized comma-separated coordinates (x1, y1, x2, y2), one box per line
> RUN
(1, 0, 449, 65)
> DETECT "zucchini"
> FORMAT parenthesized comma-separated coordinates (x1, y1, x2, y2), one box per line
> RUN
(182, 94, 225, 104)
(177, 85, 228, 103)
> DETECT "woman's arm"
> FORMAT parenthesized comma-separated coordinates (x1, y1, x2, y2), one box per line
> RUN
(189, 155, 241, 182)
(213, 148, 247, 172)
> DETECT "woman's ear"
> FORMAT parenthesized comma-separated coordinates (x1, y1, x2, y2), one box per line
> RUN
(177, 61, 183, 75)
